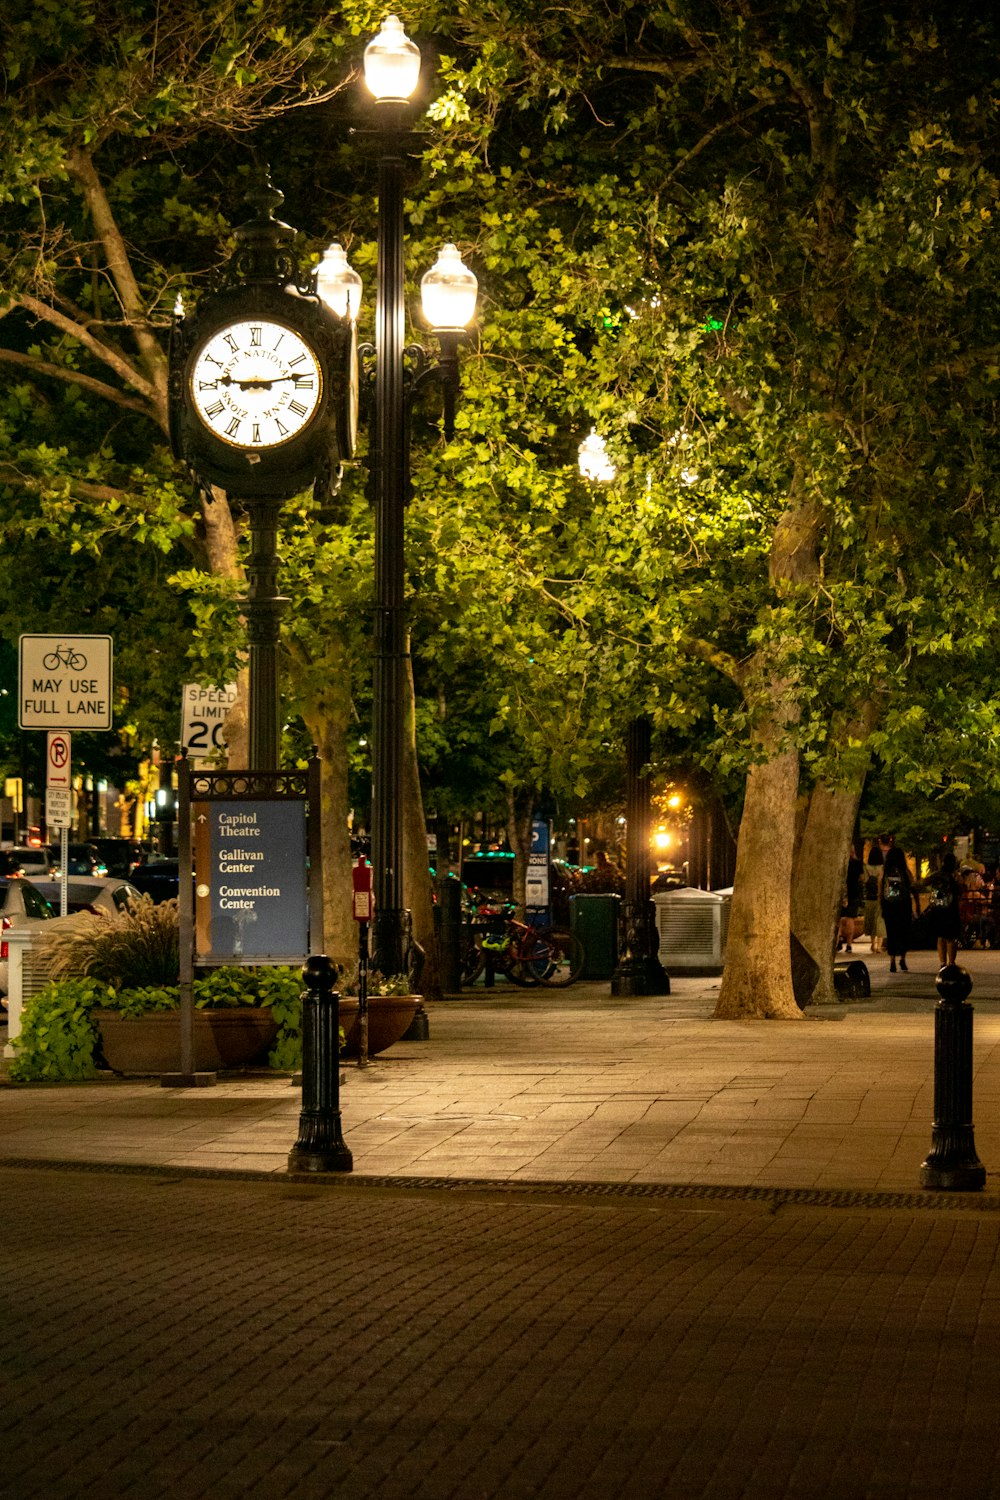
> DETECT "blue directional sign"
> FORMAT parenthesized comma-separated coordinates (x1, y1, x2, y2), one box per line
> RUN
(194, 799, 308, 961)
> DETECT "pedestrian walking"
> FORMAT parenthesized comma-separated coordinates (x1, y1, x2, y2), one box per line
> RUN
(838, 843, 864, 953)
(863, 840, 886, 954)
(920, 852, 963, 968)
(880, 845, 916, 973)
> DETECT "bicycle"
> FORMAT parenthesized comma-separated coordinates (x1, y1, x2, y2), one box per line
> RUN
(463, 913, 585, 988)
(42, 645, 88, 672)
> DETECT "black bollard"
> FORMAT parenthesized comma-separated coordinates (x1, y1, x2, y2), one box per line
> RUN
(287, 954, 353, 1174)
(920, 964, 985, 1192)
(438, 875, 463, 994)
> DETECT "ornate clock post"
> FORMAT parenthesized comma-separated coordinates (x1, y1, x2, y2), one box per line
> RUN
(168, 172, 355, 770)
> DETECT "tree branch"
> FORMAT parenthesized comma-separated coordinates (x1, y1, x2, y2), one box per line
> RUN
(64, 146, 169, 420)
(678, 633, 744, 688)
(17, 292, 157, 405)
(0, 346, 151, 416)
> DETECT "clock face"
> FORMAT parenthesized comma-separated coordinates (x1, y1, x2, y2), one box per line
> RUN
(189, 319, 323, 449)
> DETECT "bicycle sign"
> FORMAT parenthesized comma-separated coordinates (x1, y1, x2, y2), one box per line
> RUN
(42, 644, 88, 672)
(19, 634, 113, 729)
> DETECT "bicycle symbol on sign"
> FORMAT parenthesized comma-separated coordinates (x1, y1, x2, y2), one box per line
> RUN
(42, 644, 88, 672)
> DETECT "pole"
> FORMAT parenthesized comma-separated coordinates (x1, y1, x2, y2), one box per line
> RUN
(920, 963, 985, 1190)
(357, 919, 370, 1068)
(244, 496, 287, 772)
(371, 141, 408, 977)
(610, 716, 670, 997)
(288, 954, 353, 1173)
(161, 754, 215, 1088)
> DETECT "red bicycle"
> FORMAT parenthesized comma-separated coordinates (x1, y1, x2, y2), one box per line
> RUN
(464, 914, 585, 988)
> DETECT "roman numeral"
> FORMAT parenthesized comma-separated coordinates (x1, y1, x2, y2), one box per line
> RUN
(289, 400, 308, 417)
(295, 376, 315, 389)
(205, 400, 224, 418)
(275, 418, 289, 437)
(288, 354, 306, 367)
(223, 334, 239, 354)
(252, 424, 261, 444)
(199, 380, 218, 390)
(250, 326, 262, 346)
(225, 417, 241, 438)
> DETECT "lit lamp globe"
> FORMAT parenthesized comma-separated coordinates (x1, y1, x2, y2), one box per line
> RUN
(578, 428, 616, 483)
(364, 14, 421, 102)
(315, 242, 363, 321)
(420, 244, 478, 332)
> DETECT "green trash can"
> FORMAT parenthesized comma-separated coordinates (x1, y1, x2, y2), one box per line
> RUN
(569, 894, 621, 980)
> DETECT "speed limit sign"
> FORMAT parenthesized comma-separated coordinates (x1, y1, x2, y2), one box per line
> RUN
(180, 683, 238, 761)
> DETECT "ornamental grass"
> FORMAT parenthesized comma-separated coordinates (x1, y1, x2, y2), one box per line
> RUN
(38, 895, 180, 989)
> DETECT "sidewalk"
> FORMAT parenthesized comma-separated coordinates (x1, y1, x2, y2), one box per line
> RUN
(4, 939, 1000, 1198)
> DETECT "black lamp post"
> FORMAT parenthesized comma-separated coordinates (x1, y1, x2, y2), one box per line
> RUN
(612, 715, 670, 996)
(578, 431, 670, 997)
(316, 15, 477, 978)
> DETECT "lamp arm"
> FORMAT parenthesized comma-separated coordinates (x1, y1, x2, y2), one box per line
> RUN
(358, 335, 467, 505)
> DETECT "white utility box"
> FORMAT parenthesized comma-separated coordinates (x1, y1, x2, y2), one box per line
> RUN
(654, 887, 732, 972)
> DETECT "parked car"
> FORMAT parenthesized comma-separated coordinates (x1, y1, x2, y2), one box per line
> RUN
(0, 874, 61, 1000)
(47, 842, 108, 877)
(128, 858, 180, 904)
(28, 877, 143, 918)
(460, 852, 515, 912)
(4, 846, 57, 878)
(90, 839, 146, 878)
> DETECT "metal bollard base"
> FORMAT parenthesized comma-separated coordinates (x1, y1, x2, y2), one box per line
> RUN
(402, 1004, 430, 1040)
(920, 1156, 986, 1192)
(287, 1144, 354, 1174)
(160, 1072, 217, 1088)
(919, 964, 986, 1191)
(610, 958, 671, 997)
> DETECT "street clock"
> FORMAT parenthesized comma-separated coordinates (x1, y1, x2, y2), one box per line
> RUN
(169, 176, 356, 501)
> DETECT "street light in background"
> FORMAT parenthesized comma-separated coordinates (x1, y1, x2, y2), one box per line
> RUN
(315, 15, 478, 978)
(578, 431, 670, 997)
(577, 428, 616, 483)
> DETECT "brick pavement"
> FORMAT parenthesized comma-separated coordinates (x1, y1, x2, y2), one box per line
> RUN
(5, 1164, 1000, 1499)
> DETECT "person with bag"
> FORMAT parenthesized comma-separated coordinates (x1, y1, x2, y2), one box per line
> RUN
(837, 842, 864, 953)
(880, 845, 916, 974)
(920, 852, 963, 968)
(863, 840, 886, 954)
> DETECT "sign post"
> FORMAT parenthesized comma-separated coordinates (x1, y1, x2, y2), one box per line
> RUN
(18, 636, 113, 729)
(180, 683, 238, 761)
(19, 635, 114, 862)
(526, 817, 551, 917)
(46, 732, 73, 917)
(170, 756, 323, 1090)
(352, 857, 374, 1068)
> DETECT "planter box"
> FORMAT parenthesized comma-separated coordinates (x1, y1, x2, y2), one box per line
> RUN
(94, 1007, 278, 1075)
(341, 994, 420, 1058)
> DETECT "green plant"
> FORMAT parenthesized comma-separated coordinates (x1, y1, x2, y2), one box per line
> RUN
(7, 977, 113, 1082)
(110, 986, 182, 1018)
(340, 966, 413, 997)
(6, 966, 324, 1082)
(38, 896, 180, 988)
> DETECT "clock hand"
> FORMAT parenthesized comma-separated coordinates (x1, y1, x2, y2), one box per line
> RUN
(217, 374, 308, 391)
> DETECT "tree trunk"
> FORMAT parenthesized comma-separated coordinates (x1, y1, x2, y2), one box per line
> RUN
(301, 694, 355, 976)
(402, 651, 441, 1001)
(222, 665, 250, 771)
(714, 475, 827, 1020)
(790, 781, 863, 1004)
(506, 785, 534, 913)
(714, 742, 803, 1019)
(790, 702, 878, 1002)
